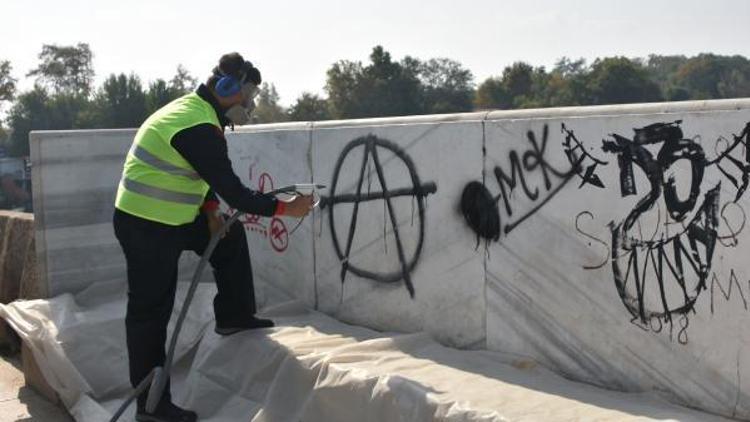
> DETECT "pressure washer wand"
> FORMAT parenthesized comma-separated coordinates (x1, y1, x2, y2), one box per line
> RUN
(109, 183, 325, 422)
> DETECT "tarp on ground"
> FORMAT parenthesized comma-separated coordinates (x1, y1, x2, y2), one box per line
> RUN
(0, 281, 735, 422)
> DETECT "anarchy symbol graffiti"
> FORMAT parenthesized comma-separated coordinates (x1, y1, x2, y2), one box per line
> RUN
(321, 135, 437, 298)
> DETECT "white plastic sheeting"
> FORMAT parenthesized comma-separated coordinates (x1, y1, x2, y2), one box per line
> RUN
(0, 282, 735, 421)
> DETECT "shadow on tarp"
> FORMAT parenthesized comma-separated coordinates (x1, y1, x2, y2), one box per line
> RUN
(258, 304, 736, 422)
(4, 279, 738, 421)
(173, 299, 733, 422)
(181, 302, 449, 422)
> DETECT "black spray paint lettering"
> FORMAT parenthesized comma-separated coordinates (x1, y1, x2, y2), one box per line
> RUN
(602, 121, 706, 230)
(718, 202, 747, 247)
(603, 121, 720, 328)
(562, 123, 607, 189)
(460, 124, 577, 243)
(709, 122, 750, 202)
(320, 135, 437, 299)
(574, 211, 609, 270)
(710, 270, 749, 314)
(629, 312, 690, 345)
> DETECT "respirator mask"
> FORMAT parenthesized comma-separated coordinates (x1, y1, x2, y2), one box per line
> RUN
(224, 82, 260, 126)
(214, 60, 261, 126)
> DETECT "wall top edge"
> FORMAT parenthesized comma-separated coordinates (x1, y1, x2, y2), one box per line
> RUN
(30, 128, 137, 140)
(28, 98, 750, 138)
(484, 98, 750, 121)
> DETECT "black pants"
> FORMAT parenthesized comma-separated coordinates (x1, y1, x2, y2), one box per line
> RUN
(113, 209, 256, 406)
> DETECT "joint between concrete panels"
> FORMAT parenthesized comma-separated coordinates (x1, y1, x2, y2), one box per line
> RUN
(481, 116, 489, 346)
(308, 122, 319, 310)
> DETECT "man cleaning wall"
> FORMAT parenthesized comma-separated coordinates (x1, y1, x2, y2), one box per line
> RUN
(113, 52, 313, 422)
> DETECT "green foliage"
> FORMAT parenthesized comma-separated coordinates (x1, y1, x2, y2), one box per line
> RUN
(415, 57, 474, 114)
(252, 83, 288, 124)
(671, 54, 750, 100)
(145, 79, 176, 115)
(587, 57, 662, 104)
(502, 62, 534, 100)
(475, 77, 511, 110)
(475, 62, 545, 109)
(718, 68, 750, 98)
(170, 64, 197, 95)
(0, 123, 8, 147)
(645, 54, 687, 97)
(326, 46, 423, 119)
(545, 57, 591, 106)
(287, 93, 330, 121)
(0, 60, 16, 104)
(145, 66, 200, 114)
(3, 42, 750, 157)
(476, 55, 668, 110)
(6, 86, 90, 156)
(27, 43, 94, 96)
(86, 73, 148, 128)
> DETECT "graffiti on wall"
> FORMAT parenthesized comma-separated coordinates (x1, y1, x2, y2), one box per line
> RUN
(320, 135, 437, 298)
(459, 119, 750, 344)
(570, 120, 750, 343)
(225, 165, 290, 253)
(460, 124, 589, 246)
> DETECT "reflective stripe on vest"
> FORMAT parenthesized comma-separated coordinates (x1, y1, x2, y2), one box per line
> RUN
(130, 145, 201, 180)
(121, 178, 204, 205)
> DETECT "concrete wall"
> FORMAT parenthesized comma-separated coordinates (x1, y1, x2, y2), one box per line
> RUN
(0, 210, 42, 350)
(31, 98, 750, 420)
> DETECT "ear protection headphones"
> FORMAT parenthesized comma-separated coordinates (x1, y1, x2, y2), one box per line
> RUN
(215, 74, 245, 97)
(214, 61, 255, 97)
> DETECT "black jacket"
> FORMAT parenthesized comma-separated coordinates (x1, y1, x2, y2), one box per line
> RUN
(169, 84, 278, 217)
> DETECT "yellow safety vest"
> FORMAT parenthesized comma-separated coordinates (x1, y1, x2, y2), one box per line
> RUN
(115, 93, 220, 225)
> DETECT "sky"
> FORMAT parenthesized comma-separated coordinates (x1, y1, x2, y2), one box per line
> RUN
(1, 0, 749, 107)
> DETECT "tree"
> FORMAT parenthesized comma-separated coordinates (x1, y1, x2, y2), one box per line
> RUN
(145, 79, 176, 115)
(170, 64, 197, 95)
(6, 86, 90, 156)
(143, 66, 199, 115)
(325, 46, 423, 119)
(502, 62, 534, 101)
(543, 57, 591, 106)
(645, 55, 688, 96)
(87, 73, 147, 128)
(326, 60, 367, 118)
(672, 54, 726, 99)
(287, 93, 330, 121)
(474, 77, 511, 110)
(587, 57, 662, 104)
(415, 57, 474, 114)
(27, 43, 94, 96)
(0, 60, 16, 105)
(718, 68, 750, 98)
(0, 124, 9, 153)
(363, 46, 422, 117)
(252, 83, 288, 124)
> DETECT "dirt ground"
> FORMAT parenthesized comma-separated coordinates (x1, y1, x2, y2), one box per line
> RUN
(0, 351, 73, 422)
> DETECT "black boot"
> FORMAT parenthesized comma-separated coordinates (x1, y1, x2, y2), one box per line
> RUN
(215, 316, 274, 335)
(136, 400, 198, 422)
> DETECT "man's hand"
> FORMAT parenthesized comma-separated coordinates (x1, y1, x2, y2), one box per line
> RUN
(207, 211, 227, 238)
(282, 195, 314, 218)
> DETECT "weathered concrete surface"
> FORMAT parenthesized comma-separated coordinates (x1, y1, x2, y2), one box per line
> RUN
(0, 352, 72, 422)
(0, 211, 41, 352)
(0, 211, 36, 303)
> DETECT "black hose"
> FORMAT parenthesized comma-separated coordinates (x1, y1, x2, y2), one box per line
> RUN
(144, 209, 244, 413)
